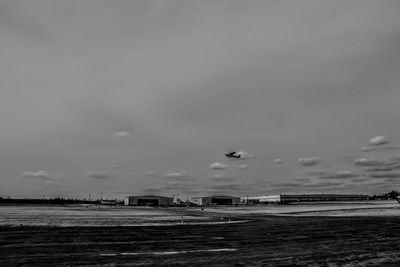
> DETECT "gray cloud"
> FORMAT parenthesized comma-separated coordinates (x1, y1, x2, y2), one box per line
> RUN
(239, 164, 249, 169)
(22, 170, 56, 182)
(113, 131, 131, 138)
(298, 157, 321, 167)
(23, 170, 50, 178)
(85, 171, 115, 180)
(272, 158, 283, 164)
(165, 172, 187, 179)
(368, 136, 391, 146)
(209, 162, 227, 170)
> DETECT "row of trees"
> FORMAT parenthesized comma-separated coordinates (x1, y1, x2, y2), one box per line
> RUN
(0, 197, 100, 205)
(369, 190, 400, 200)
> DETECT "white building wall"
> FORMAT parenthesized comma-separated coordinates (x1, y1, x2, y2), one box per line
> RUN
(191, 198, 204, 205)
(259, 195, 281, 203)
(244, 195, 281, 203)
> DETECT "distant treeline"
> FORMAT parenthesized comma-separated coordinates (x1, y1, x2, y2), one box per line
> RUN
(369, 190, 400, 200)
(2, 190, 399, 205)
(0, 197, 100, 205)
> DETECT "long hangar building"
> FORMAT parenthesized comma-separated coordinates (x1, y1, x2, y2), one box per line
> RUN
(242, 194, 370, 204)
(280, 194, 369, 203)
(191, 196, 241, 205)
(124, 195, 174, 206)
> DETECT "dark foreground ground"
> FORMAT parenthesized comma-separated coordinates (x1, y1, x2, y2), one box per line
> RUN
(2, 215, 400, 266)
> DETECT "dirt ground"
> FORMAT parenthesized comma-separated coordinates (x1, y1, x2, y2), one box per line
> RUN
(2, 214, 400, 266)
(0, 205, 216, 227)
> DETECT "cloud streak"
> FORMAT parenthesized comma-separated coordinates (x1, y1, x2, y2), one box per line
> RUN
(165, 172, 187, 179)
(272, 181, 344, 189)
(364, 166, 400, 172)
(319, 171, 360, 179)
(360, 145, 398, 152)
(22, 170, 59, 183)
(209, 174, 232, 181)
(85, 171, 115, 179)
(162, 180, 200, 193)
(23, 170, 51, 179)
(298, 157, 321, 167)
(22, 170, 61, 184)
(367, 172, 400, 179)
(305, 170, 328, 176)
(235, 151, 254, 160)
(207, 182, 241, 192)
(354, 158, 400, 167)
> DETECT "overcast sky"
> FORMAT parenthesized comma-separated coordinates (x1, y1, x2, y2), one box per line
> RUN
(1, 0, 400, 199)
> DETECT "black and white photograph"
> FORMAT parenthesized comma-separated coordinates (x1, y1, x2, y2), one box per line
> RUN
(1, 0, 400, 266)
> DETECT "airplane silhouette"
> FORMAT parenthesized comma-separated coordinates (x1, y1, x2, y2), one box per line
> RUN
(225, 152, 241, 159)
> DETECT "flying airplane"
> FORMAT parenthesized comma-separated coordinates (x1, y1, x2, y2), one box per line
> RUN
(225, 152, 242, 159)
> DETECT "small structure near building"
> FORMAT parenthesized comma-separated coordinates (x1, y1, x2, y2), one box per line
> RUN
(191, 196, 241, 206)
(100, 199, 119, 206)
(124, 195, 174, 206)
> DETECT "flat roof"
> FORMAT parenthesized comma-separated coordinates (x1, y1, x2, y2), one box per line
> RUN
(125, 195, 173, 198)
(192, 195, 240, 199)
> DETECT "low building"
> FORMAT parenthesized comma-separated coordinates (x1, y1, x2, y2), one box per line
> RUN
(100, 199, 119, 206)
(124, 195, 174, 206)
(280, 194, 370, 204)
(242, 195, 281, 204)
(191, 196, 241, 205)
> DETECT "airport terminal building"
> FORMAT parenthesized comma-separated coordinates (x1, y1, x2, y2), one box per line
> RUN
(124, 195, 174, 206)
(242, 194, 370, 204)
(191, 196, 241, 205)
(280, 194, 370, 203)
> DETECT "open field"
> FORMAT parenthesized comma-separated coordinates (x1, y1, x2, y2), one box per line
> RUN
(2, 216, 400, 266)
(2, 204, 400, 266)
(203, 201, 400, 217)
(0, 205, 217, 227)
(1, 201, 399, 227)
